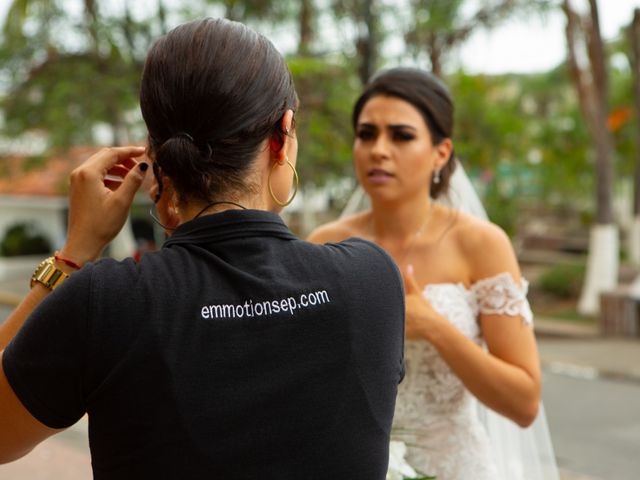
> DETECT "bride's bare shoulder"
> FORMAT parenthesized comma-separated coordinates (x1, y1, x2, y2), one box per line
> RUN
(451, 211, 511, 252)
(450, 210, 520, 276)
(307, 211, 370, 244)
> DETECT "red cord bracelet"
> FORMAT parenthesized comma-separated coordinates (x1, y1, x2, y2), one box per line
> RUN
(54, 252, 82, 270)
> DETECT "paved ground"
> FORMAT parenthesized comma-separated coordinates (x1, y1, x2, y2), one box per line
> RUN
(543, 372, 640, 480)
(535, 314, 640, 382)
(0, 419, 91, 480)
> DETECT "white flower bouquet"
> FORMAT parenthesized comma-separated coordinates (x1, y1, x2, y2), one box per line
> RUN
(386, 440, 435, 480)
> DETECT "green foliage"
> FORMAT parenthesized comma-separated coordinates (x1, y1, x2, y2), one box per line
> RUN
(0, 223, 52, 256)
(537, 263, 586, 299)
(404, 0, 541, 73)
(448, 67, 597, 233)
(2, 52, 142, 147)
(0, 0, 155, 149)
(205, 0, 294, 22)
(288, 56, 360, 184)
(0, 0, 635, 233)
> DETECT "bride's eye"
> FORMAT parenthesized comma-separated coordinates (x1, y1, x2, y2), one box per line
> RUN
(356, 129, 375, 140)
(393, 131, 415, 141)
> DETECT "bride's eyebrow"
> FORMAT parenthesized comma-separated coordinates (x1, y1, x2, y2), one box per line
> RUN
(355, 122, 378, 133)
(388, 124, 417, 131)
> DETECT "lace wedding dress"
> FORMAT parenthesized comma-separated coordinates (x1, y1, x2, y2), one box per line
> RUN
(343, 160, 559, 480)
(392, 272, 558, 480)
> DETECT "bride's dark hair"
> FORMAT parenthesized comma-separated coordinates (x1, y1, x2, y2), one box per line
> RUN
(352, 67, 456, 199)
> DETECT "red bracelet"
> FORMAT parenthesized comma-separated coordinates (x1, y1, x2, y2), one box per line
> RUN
(54, 252, 82, 270)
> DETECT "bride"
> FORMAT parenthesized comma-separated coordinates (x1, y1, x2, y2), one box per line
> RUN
(309, 67, 559, 479)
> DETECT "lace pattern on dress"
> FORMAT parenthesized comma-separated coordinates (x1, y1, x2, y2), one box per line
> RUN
(392, 272, 535, 479)
(470, 272, 533, 325)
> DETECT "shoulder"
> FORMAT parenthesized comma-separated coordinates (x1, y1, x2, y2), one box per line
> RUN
(451, 212, 520, 281)
(306, 211, 370, 244)
(306, 211, 397, 277)
(66, 256, 142, 301)
(306, 214, 402, 298)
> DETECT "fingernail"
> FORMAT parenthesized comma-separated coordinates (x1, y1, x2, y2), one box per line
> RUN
(407, 264, 414, 275)
(139, 162, 149, 172)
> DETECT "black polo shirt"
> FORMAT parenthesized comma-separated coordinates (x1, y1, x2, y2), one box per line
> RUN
(4, 209, 405, 479)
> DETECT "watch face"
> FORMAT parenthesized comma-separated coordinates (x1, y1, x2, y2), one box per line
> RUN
(31, 257, 68, 290)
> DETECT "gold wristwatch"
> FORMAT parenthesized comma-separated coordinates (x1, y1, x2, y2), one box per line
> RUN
(30, 257, 69, 291)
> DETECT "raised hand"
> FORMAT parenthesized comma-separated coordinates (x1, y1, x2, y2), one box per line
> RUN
(59, 146, 148, 266)
(402, 264, 448, 341)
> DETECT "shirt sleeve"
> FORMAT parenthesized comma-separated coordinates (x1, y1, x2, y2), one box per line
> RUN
(2, 265, 95, 429)
(346, 238, 406, 384)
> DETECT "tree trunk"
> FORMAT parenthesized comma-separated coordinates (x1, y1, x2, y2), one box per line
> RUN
(158, 0, 169, 35)
(83, 0, 100, 54)
(428, 33, 443, 78)
(563, 0, 618, 315)
(224, 0, 241, 22)
(298, 0, 314, 56)
(629, 8, 640, 265)
(578, 224, 619, 314)
(356, 0, 376, 85)
(587, 0, 614, 225)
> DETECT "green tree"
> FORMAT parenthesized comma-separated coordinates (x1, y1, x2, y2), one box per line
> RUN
(563, 0, 618, 315)
(288, 56, 360, 183)
(0, 0, 164, 149)
(404, 0, 548, 78)
(0, 223, 52, 257)
(331, 0, 383, 84)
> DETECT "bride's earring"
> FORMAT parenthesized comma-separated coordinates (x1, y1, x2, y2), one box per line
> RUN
(433, 169, 441, 185)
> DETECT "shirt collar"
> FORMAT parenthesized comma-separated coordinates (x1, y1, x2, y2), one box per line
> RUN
(162, 209, 297, 248)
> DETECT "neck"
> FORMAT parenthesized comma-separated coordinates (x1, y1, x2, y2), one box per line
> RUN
(369, 192, 433, 242)
(179, 195, 264, 223)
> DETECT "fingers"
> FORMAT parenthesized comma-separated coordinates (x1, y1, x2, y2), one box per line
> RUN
(72, 146, 146, 186)
(89, 146, 147, 173)
(402, 264, 422, 295)
(113, 162, 148, 206)
(107, 164, 131, 178)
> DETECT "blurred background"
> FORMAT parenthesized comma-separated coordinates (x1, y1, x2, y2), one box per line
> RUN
(0, 1, 639, 479)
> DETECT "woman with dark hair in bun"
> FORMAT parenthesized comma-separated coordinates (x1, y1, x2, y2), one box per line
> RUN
(310, 68, 558, 479)
(0, 19, 405, 479)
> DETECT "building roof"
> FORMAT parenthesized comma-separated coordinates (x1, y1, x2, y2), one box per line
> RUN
(0, 146, 151, 197)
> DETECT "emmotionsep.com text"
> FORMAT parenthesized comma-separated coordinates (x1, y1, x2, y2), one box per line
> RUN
(200, 290, 331, 320)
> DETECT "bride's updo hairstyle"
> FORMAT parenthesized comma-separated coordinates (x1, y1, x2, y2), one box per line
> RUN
(140, 18, 297, 203)
(352, 67, 456, 199)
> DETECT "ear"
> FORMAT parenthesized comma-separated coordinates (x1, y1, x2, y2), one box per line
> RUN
(150, 166, 174, 202)
(433, 137, 453, 171)
(270, 109, 295, 164)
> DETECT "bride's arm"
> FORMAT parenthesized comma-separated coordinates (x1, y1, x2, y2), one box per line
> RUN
(404, 222, 540, 427)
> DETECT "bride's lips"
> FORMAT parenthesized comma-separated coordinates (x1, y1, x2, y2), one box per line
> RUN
(367, 168, 395, 185)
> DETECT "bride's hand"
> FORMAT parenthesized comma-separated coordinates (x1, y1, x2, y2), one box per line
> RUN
(402, 264, 448, 341)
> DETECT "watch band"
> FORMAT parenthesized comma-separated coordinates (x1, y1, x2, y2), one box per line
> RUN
(30, 257, 69, 291)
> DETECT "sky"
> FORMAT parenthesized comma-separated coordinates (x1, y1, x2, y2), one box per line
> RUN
(457, 0, 640, 73)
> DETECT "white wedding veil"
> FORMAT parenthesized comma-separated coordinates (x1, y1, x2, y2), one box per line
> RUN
(341, 159, 560, 480)
(340, 158, 489, 220)
(446, 161, 560, 480)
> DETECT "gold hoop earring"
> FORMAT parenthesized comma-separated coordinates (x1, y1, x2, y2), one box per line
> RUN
(268, 157, 299, 207)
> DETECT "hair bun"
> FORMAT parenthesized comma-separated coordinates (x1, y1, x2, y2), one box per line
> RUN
(155, 134, 207, 178)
